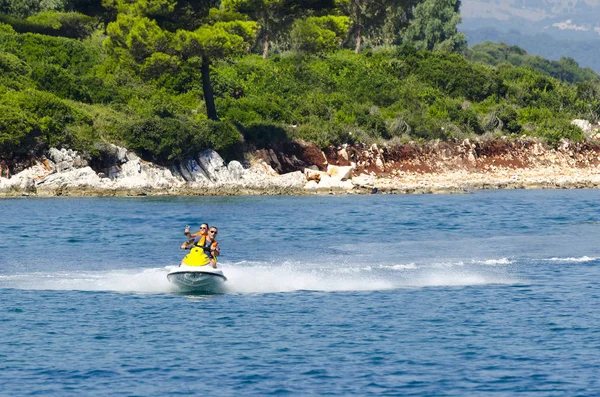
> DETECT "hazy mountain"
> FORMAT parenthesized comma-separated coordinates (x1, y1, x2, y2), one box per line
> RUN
(460, 0, 600, 73)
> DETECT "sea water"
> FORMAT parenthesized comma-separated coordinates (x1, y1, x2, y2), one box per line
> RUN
(1, 190, 600, 396)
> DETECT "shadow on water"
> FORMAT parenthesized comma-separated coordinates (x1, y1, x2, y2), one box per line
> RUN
(169, 288, 228, 298)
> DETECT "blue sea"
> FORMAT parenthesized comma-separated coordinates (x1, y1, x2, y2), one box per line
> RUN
(2, 190, 600, 396)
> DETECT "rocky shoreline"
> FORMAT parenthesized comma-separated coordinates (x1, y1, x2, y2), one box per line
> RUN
(2, 136, 600, 197)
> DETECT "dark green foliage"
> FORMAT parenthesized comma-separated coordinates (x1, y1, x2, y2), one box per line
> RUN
(498, 63, 560, 108)
(427, 97, 483, 134)
(124, 118, 241, 164)
(240, 123, 291, 149)
(0, 50, 32, 89)
(31, 63, 91, 102)
(290, 119, 355, 148)
(0, 50, 28, 74)
(79, 75, 123, 104)
(0, 89, 94, 154)
(290, 16, 350, 54)
(536, 118, 585, 148)
(0, 30, 101, 74)
(494, 103, 521, 134)
(219, 95, 287, 124)
(64, 0, 114, 24)
(213, 48, 594, 147)
(403, 0, 466, 53)
(0, 103, 39, 156)
(0, 0, 60, 19)
(8, 89, 91, 126)
(410, 51, 504, 102)
(124, 117, 195, 164)
(197, 119, 242, 151)
(10, 90, 92, 149)
(0, 12, 98, 39)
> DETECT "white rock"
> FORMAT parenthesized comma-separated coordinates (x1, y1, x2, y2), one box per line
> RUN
(227, 161, 245, 180)
(1, 146, 317, 195)
(338, 180, 355, 190)
(273, 171, 305, 188)
(197, 149, 229, 182)
(304, 180, 319, 189)
(327, 164, 354, 181)
(180, 158, 210, 183)
(352, 173, 376, 186)
(39, 167, 101, 190)
(315, 175, 336, 188)
(572, 119, 592, 135)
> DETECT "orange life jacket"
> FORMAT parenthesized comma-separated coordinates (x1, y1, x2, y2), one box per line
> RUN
(196, 235, 218, 256)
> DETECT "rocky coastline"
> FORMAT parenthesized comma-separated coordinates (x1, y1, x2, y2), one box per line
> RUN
(2, 134, 600, 198)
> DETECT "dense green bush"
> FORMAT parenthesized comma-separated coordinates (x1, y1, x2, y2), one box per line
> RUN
(0, 11, 97, 39)
(0, 103, 39, 156)
(536, 118, 585, 147)
(0, 89, 93, 153)
(0, 50, 32, 89)
(239, 123, 291, 149)
(412, 52, 505, 102)
(124, 118, 241, 164)
(291, 119, 355, 148)
(0, 30, 101, 74)
(31, 63, 91, 102)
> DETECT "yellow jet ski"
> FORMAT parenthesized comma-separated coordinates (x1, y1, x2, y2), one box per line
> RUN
(181, 246, 213, 267)
(167, 247, 226, 293)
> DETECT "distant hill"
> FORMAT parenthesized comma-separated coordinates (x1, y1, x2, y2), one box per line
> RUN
(460, 0, 600, 73)
(463, 28, 600, 74)
(466, 41, 600, 83)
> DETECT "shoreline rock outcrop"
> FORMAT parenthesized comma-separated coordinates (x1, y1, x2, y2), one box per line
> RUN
(2, 135, 600, 197)
(0, 146, 307, 197)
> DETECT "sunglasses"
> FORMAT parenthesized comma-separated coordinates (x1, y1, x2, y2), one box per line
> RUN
(200, 227, 207, 230)
(209, 230, 217, 234)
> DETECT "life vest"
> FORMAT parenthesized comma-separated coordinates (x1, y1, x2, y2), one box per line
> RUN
(195, 235, 218, 256)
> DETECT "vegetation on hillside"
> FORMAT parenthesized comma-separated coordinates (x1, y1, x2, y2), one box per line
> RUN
(464, 27, 600, 75)
(467, 41, 599, 84)
(0, 0, 599, 167)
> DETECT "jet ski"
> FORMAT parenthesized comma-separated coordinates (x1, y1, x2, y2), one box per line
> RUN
(167, 247, 227, 293)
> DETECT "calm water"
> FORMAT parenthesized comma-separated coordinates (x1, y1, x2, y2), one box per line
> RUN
(2, 190, 600, 396)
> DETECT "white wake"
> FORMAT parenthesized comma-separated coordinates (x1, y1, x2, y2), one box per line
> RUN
(0, 257, 520, 294)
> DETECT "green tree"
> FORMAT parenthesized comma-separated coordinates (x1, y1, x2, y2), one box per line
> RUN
(376, 1, 420, 46)
(221, 0, 334, 58)
(173, 20, 258, 119)
(63, 0, 117, 26)
(0, 0, 64, 18)
(335, 0, 381, 53)
(104, 1, 258, 120)
(103, 0, 218, 30)
(335, 0, 417, 53)
(290, 15, 350, 54)
(403, 0, 466, 53)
